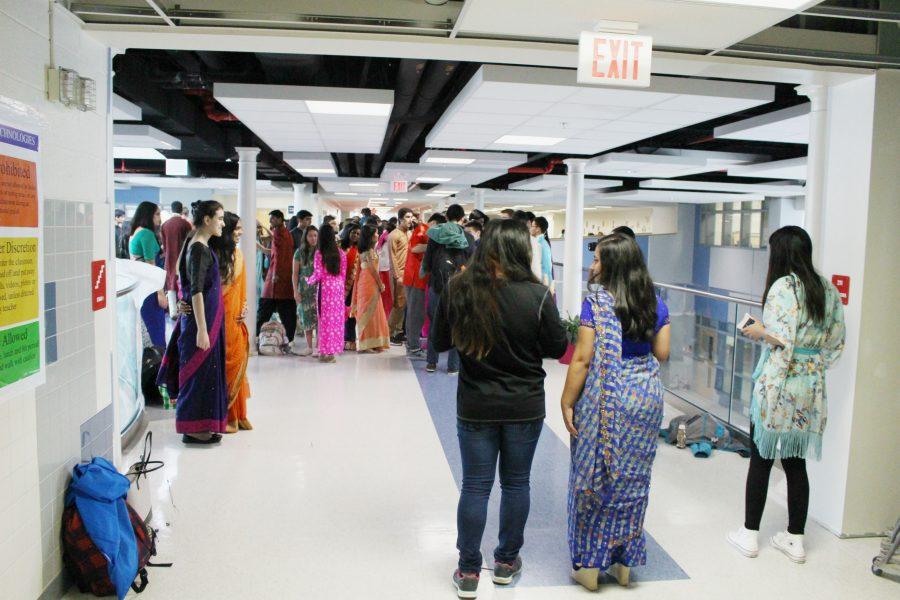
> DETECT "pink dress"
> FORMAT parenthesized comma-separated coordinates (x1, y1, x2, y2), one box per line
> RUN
(306, 249, 347, 356)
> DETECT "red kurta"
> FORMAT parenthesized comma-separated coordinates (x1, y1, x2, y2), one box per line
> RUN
(262, 225, 295, 299)
(160, 216, 192, 291)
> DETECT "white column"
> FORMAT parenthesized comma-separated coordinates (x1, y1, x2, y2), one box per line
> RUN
(474, 188, 485, 212)
(236, 147, 260, 348)
(562, 158, 588, 319)
(797, 85, 828, 266)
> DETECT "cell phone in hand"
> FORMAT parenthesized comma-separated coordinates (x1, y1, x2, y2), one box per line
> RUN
(738, 313, 756, 330)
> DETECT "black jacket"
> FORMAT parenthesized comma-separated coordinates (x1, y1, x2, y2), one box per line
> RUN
(431, 281, 568, 422)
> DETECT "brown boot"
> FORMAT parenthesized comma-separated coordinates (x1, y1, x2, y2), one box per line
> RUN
(238, 419, 253, 431)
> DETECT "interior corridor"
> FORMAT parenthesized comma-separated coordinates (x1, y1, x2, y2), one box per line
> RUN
(66, 349, 893, 599)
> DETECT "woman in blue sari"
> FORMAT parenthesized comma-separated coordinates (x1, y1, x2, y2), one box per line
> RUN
(158, 200, 228, 444)
(560, 233, 670, 590)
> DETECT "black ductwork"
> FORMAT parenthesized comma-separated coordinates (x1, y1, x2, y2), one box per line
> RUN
(389, 61, 460, 163)
(370, 58, 427, 176)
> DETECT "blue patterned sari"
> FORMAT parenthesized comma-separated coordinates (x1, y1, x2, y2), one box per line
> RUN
(568, 289, 664, 570)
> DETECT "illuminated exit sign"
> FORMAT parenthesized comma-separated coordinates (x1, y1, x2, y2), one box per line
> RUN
(391, 180, 409, 193)
(577, 31, 653, 88)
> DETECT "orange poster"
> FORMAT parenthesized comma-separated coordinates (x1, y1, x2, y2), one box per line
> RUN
(0, 154, 38, 228)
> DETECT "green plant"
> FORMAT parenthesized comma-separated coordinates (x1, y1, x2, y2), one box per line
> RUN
(562, 314, 581, 345)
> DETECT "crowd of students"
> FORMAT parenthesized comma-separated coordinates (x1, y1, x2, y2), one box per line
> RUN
(120, 198, 845, 597)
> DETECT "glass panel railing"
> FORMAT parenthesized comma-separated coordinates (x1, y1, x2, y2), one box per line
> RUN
(654, 283, 764, 433)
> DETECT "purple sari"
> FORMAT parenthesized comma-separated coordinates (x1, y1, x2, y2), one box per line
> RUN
(157, 244, 227, 434)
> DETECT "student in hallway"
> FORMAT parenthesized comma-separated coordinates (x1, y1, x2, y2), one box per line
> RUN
(388, 208, 414, 345)
(256, 210, 297, 351)
(728, 226, 845, 564)
(305, 224, 347, 363)
(431, 219, 567, 599)
(161, 201, 193, 318)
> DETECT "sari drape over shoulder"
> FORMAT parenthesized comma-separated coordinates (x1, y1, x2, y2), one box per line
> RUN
(351, 249, 390, 351)
(157, 243, 228, 434)
(223, 248, 250, 423)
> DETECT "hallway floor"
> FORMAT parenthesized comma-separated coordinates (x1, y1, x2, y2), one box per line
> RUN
(66, 348, 896, 599)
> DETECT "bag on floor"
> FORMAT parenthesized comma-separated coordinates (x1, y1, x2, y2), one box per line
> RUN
(660, 414, 749, 458)
(140, 346, 164, 404)
(258, 320, 287, 355)
(126, 431, 165, 524)
(62, 458, 171, 597)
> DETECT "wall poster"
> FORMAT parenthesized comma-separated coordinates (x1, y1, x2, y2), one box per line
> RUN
(0, 99, 44, 393)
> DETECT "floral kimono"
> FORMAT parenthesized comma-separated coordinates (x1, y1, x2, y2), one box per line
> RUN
(751, 274, 845, 460)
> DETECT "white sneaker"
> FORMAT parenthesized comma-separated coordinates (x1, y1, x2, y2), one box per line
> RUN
(772, 531, 806, 563)
(298, 348, 313, 357)
(727, 527, 759, 558)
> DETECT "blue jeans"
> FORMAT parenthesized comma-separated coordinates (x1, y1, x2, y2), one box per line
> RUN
(456, 419, 543, 574)
(426, 287, 459, 370)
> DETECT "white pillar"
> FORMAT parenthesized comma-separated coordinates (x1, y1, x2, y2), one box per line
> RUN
(563, 158, 588, 319)
(237, 147, 260, 348)
(797, 85, 828, 267)
(475, 188, 485, 212)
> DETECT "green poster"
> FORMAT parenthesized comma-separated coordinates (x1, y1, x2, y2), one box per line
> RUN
(0, 321, 40, 389)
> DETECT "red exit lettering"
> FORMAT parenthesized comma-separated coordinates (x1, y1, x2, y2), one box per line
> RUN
(592, 38, 645, 81)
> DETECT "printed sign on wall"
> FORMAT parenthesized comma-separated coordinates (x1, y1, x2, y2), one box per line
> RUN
(577, 31, 653, 88)
(0, 117, 44, 392)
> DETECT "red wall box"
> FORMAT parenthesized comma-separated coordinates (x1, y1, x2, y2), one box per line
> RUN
(831, 274, 850, 306)
(91, 260, 107, 311)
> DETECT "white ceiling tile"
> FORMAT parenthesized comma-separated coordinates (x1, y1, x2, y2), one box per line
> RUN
(563, 87, 677, 108)
(461, 97, 557, 115)
(453, 112, 531, 126)
(475, 80, 576, 103)
(543, 103, 636, 120)
(651, 95, 766, 113)
(624, 108, 717, 125)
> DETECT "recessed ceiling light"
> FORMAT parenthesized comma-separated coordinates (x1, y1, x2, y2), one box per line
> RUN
(335, 192, 358, 196)
(425, 157, 476, 165)
(301, 168, 336, 175)
(349, 182, 380, 188)
(416, 177, 452, 183)
(305, 100, 392, 116)
(494, 135, 565, 146)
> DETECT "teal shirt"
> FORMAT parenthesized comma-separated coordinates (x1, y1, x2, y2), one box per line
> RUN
(539, 236, 553, 285)
(128, 228, 160, 262)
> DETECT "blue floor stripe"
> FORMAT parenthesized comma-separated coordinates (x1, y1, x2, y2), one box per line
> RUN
(412, 357, 688, 587)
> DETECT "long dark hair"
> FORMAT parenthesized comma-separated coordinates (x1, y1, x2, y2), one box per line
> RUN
(763, 226, 825, 323)
(131, 201, 158, 232)
(318, 224, 341, 276)
(591, 234, 657, 342)
(358, 223, 378, 254)
(209, 211, 240, 283)
(340, 223, 360, 250)
(448, 219, 537, 359)
(298, 225, 318, 263)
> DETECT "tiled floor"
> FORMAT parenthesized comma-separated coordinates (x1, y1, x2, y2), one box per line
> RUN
(65, 348, 896, 599)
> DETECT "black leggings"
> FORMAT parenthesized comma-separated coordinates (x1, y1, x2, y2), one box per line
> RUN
(744, 425, 809, 535)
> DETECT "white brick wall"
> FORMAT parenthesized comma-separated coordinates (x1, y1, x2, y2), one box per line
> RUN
(0, 2, 112, 598)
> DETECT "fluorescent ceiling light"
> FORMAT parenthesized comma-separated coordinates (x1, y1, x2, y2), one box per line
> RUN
(335, 192, 358, 196)
(416, 177, 452, 183)
(305, 100, 392, 116)
(494, 135, 564, 146)
(302, 168, 336, 174)
(165, 159, 189, 176)
(425, 157, 475, 165)
(349, 183, 380, 188)
(113, 146, 165, 160)
(427, 192, 455, 197)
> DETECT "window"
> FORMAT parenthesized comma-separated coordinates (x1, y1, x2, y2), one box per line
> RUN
(699, 201, 768, 249)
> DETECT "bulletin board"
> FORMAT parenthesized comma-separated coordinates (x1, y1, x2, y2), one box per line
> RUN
(0, 98, 45, 393)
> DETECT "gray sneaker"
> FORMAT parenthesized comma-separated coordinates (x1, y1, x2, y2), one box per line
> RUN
(406, 348, 427, 361)
(491, 557, 522, 584)
(452, 570, 479, 599)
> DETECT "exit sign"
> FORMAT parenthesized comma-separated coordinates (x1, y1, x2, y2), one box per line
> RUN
(577, 31, 653, 88)
(392, 180, 408, 193)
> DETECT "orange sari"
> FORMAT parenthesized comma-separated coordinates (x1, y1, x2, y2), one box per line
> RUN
(351, 250, 390, 352)
(224, 248, 250, 422)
